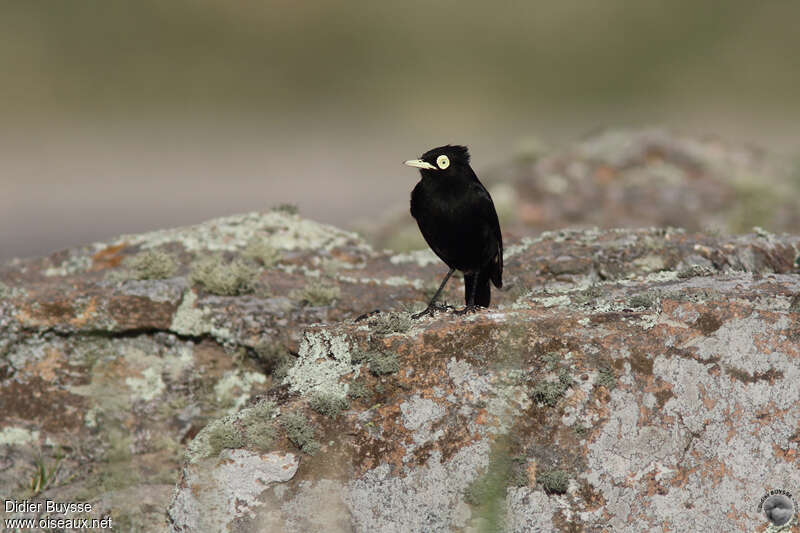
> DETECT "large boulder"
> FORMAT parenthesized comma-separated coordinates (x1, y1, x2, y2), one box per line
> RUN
(2, 212, 799, 531)
(166, 226, 800, 532)
(0, 209, 434, 530)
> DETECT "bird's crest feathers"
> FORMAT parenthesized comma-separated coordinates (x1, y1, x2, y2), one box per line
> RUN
(421, 145, 470, 165)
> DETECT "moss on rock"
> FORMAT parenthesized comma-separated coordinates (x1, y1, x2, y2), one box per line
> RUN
(309, 392, 349, 418)
(290, 281, 340, 307)
(281, 412, 321, 455)
(190, 256, 258, 296)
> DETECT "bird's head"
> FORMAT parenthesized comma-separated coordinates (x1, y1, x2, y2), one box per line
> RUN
(404, 145, 470, 177)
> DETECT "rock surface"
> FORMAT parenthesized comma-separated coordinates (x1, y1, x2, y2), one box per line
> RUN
(2, 206, 799, 531)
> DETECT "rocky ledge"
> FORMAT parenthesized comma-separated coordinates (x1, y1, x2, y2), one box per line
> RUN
(1, 209, 799, 532)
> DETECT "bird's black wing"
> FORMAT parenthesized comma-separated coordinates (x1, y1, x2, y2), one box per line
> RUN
(470, 181, 503, 288)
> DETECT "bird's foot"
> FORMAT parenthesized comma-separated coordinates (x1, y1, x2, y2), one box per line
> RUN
(454, 304, 483, 316)
(411, 303, 453, 319)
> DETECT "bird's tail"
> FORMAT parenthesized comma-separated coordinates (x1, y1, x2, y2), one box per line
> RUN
(464, 268, 492, 307)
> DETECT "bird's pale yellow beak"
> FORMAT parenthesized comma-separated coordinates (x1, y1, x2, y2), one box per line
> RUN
(404, 159, 436, 170)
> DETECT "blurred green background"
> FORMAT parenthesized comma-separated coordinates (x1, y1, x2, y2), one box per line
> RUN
(1, 1, 798, 260)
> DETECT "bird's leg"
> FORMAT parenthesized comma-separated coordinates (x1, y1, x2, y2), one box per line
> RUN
(412, 268, 456, 319)
(455, 271, 481, 315)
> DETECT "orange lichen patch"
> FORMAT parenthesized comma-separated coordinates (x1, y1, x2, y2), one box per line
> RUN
(722, 402, 741, 424)
(642, 468, 669, 498)
(28, 347, 64, 382)
(752, 402, 791, 433)
(566, 387, 586, 409)
(474, 409, 488, 426)
(328, 249, 363, 265)
(725, 504, 754, 530)
(577, 480, 607, 512)
(438, 422, 481, 464)
(91, 242, 128, 271)
(69, 297, 98, 328)
(16, 301, 71, 328)
(706, 459, 729, 487)
(670, 460, 702, 488)
(772, 443, 799, 464)
(644, 376, 675, 410)
(698, 384, 717, 410)
(526, 459, 538, 486)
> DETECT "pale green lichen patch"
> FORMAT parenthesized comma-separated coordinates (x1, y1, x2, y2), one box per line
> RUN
(596, 366, 617, 390)
(43, 253, 92, 277)
(187, 400, 278, 461)
(110, 211, 370, 255)
(125, 366, 166, 402)
(389, 249, 439, 267)
(539, 469, 569, 495)
(368, 352, 400, 376)
(0, 426, 40, 446)
(369, 312, 412, 335)
(0, 281, 24, 299)
(111, 250, 178, 281)
(629, 292, 657, 309)
(290, 281, 340, 307)
(170, 290, 206, 337)
(677, 264, 715, 279)
(530, 369, 573, 407)
(531, 295, 572, 308)
(240, 400, 278, 451)
(502, 236, 539, 260)
(242, 238, 281, 267)
(214, 370, 268, 411)
(352, 348, 400, 376)
(281, 411, 321, 455)
(68, 340, 195, 430)
(309, 392, 349, 418)
(285, 331, 352, 400)
(189, 413, 240, 461)
(347, 379, 371, 401)
(632, 254, 666, 273)
(169, 289, 235, 343)
(206, 423, 246, 456)
(642, 270, 680, 283)
(190, 256, 258, 296)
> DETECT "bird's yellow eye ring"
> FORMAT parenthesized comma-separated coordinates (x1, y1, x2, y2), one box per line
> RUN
(436, 155, 450, 169)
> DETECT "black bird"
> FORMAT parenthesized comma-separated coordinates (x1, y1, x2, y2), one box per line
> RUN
(405, 145, 503, 318)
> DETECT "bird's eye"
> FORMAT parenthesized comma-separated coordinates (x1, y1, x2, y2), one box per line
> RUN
(436, 155, 450, 169)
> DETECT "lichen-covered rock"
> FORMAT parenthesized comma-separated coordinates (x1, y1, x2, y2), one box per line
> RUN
(2, 208, 799, 531)
(170, 263, 800, 530)
(167, 225, 797, 532)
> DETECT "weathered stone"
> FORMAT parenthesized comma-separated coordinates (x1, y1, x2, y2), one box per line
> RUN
(2, 206, 800, 531)
(169, 267, 800, 531)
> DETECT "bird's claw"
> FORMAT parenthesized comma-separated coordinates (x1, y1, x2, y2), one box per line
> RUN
(454, 304, 483, 315)
(411, 303, 453, 319)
